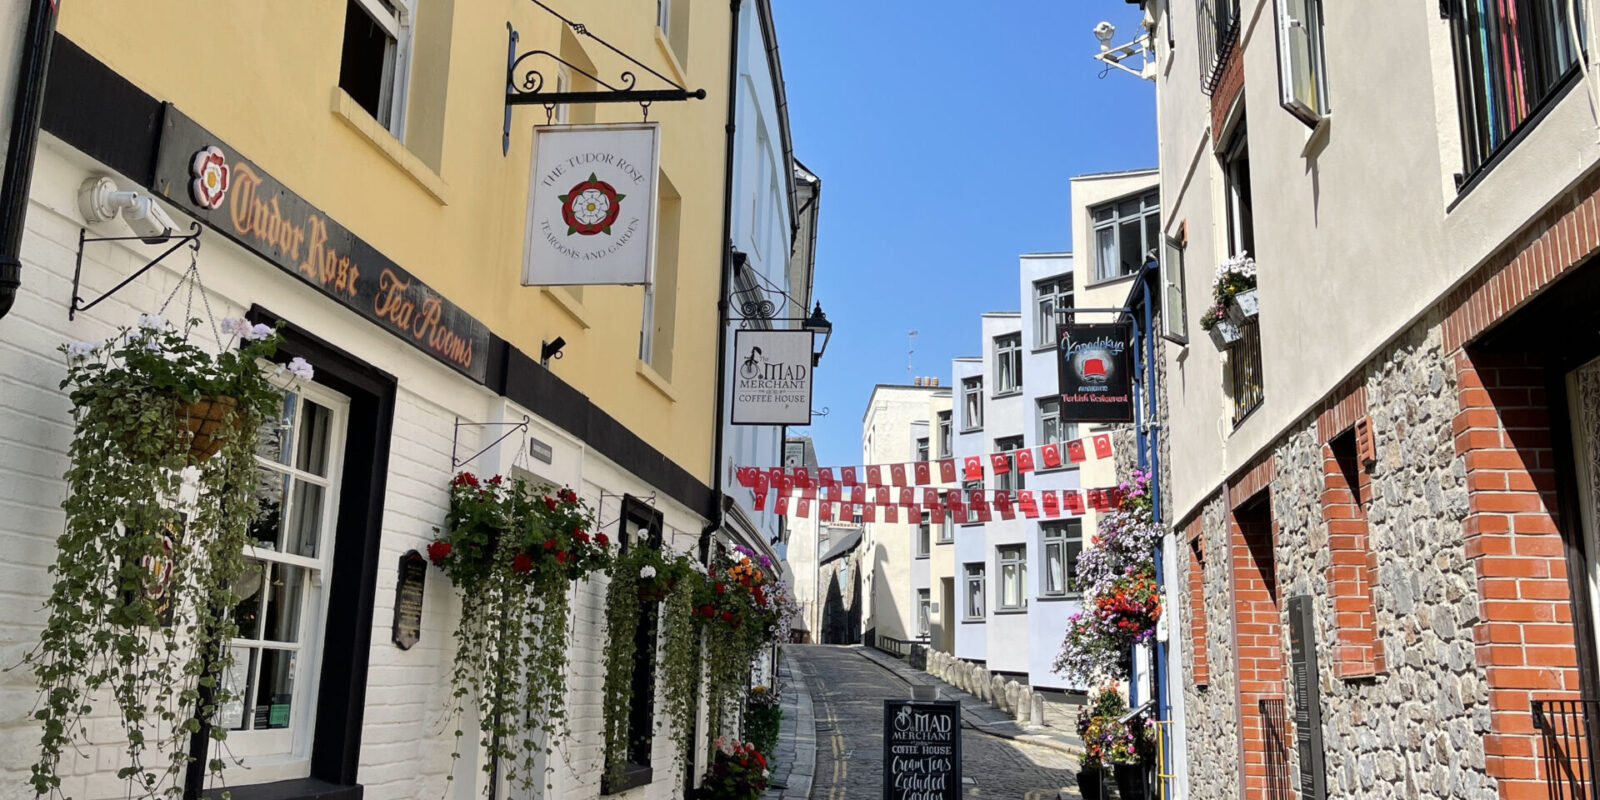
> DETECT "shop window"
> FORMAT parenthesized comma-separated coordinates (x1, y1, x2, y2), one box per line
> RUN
(1091, 190, 1160, 282)
(995, 436, 1025, 492)
(1041, 520, 1083, 597)
(995, 334, 1022, 395)
(605, 495, 666, 793)
(1037, 397, 1078, 460)
(997, 545, 1027, 611)
(640, 174, 681, 377)
(339, 0, 414, 138)
(1035, 277, 1073, 348)
(1275, 0, 1330, 123)
(1448, 0, 1585, 176)
(962, 378, 983, 430)
(964, 563, 986, 620)
(937, 411, 953, 457)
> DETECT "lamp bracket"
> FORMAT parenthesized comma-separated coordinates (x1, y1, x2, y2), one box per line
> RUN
(503, 1, 707, 154)
(451, 416, 531, 471)
(69, 222, 203, 321)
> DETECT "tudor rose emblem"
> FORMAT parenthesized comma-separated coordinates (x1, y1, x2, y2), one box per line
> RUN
(558, 173, 625, 236)
(189, 146, 230, 210)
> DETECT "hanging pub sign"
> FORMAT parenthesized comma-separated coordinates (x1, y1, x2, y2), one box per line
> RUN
(522, 123, 660, 286)
(151, 106, 491, 382)
(731, 329, 814, 425)
(1056, 321, 1134, 423)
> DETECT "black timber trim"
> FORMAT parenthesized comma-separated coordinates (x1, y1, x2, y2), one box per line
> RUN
(41, 33, 715, 520)
(202, 778, 361, 800)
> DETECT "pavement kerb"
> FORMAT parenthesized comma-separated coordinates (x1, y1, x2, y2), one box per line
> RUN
(760, 646, 815, 800)
(850, 645, 1084, 758)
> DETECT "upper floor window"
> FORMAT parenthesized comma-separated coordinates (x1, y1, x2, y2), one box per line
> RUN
(1092, 191, 1161, 282)
(937, 411, 953, 457)
(339, 0, 414, 138)
(916, 436, 930, 463)
(1275, 0, 1330, 123)
(937, 515, 954, 544)
(1035, 278, 1073, 348)
(1041, 520, 1084, 598)
(1223, 124, 1254, 257)
(1197, 0, 1242, 93)
(1230, 319, 1265, 425)
(994, 334, 1022, 394)
(962, 378, 983, 430)
(1447, 0, 1585, 176)
(915, 522, 931, 558)
(964, 563, 986, 620)
(917, 589, 932, 639)
(1037, 398, 1078, 454)
(997, 545, 1027, 611)
(995, 436, 1026, 493)
(962, 479, 983, 523)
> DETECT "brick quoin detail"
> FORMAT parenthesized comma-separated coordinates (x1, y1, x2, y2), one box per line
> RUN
(1188, 514, 1210, 686)
(1210, 39, 1245, 137)
(1316, 379, 1368, 444)
(1454, 350, 1584, 800)
(1321, 432, 1385, 679)
(1228, 454, 1275, 509)
(1230, 497, 1283, 800)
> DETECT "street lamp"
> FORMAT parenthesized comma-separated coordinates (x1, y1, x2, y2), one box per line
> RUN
(803, 302, 832, 367)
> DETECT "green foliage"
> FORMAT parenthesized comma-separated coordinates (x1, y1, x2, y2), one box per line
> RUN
(28, 317, 291, 799)
(689, 738, 769, 800)
(1076, 685, 1153, 768)
(742, 686, 781, 761)
(429, 473, 609, 795)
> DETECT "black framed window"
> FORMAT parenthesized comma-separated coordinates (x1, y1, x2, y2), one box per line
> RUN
(1197, 0, 1242, 93)
(604, 496, 665, 794)
(997, 545, 1027, 611)
(1037, 398, 1078, 455)
(915, 522, 931, 559)
(994, 334, 1022, 394)
(1091, 191, 1161, 282)
(1223, 123, 1254, 258)
(1035, 278, 1074, 348)
(962, 479, 983, 523)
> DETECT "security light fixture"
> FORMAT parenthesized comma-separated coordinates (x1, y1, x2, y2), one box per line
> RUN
(1091, 20, 1156, 82)
(803, 302, 832, 367)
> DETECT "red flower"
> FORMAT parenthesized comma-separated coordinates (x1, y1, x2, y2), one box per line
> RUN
(558, 488, 577, 503)
(700, 605, 715, 617)
(596, 533, 610, 547)
(544, 496, 557, 512)
(488, 475, 504, 485)
(427, 540, 452, 565)
(752, 587, 766, 605)
(512, 553, 534, 573)
(715, 582, 726, 595)
(722, 611, 736, 623)
(573, 529, 590, 543)
(544, 539, 556, 550)
(755, 752, 767, 767)
(451, 473, 479, 488)
(554, 550, 569, 564)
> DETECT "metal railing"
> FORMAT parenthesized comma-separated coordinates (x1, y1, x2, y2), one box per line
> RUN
(1260, 698, 1292, 800)
(1534, 698, 1598, 799)
(1196, 0, 1240, 94)
(1153, 719, 1177, 800)
(1230, 319, 1264, 426)
(873, 635, 912, 659)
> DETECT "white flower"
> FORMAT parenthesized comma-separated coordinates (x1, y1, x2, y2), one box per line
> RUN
(136, 313, 165, 331)
(570, 189, 610, 226)
(219, 317, 250, 337)
(145, 338, 163, 352)
(286, 357, 314, 381)
(640, 565, 658, 579)
(65, 340, 101, 359)
(246, 323, 274, 341)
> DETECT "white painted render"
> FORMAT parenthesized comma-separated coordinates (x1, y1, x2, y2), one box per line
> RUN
(859, 384, 941, 644)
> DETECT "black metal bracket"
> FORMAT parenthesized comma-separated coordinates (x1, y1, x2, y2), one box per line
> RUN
(69, 222, 203, 321)
(502, 0, 708, 154)
(726, 254, 813, 329)
(450, 416, 530, 471)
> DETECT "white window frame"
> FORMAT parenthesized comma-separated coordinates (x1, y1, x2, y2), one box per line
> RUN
(997, 545, 1027, 611)
(915, 522, 931, 559)
(348, 0, 414, 139)
(994, 334, 1022, 395)
(937, 411, 953, 457)
(937, 515, 954, 544)
(917, 589, 932, 638)
(1036, 397, 1078, 458)
(916, 436, 930, 463)
(1275, 0, 1329, 124)
(1035, 277, 1073, 348)
(964, 563, 986, 621)
(1224, 128, 1254, 258)
(1041, 520, 1084, 598)
(962, 377, 983, 431)
(219, 380, 349, 783)
(1160, 234, 1189, 344)
(657, 0, 671, 33)
(995, 436, 1025, 493)
(1090, 190, 1161, 283)
(962, 479, 983, 524)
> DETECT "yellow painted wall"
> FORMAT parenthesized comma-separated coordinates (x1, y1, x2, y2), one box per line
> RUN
(55, 0, 729, 483)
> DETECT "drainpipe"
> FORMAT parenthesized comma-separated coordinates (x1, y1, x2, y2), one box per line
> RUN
(0, 0, 60, 322)
(700, 0, 741, 563)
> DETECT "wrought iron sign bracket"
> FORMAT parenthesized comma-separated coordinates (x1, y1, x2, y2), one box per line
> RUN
(503, 1, 707, 154)
(69, 222, 203, 321)
(451, 416, 531, 471)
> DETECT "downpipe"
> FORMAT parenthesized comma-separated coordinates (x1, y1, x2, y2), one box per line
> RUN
(0, 0, 60, 321)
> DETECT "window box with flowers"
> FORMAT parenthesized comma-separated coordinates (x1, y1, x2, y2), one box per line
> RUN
(1199, 253, 1258, 349)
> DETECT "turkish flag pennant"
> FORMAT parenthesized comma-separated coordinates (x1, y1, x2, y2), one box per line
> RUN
(796, 498, 811, 518)
(820, 503, 834, 522)
(1063, 490, 1086, 515)
(775, 496, 789, 515)
(866, 465, 883, 486)
(862, 505, 876, 523)
(1067, 440, 1088, 464)
(1041, 491, 1061, 517)
(993, 491, 1013, 512)
(801, 486, 817, 499)
(946, 490, 966, 514)
(818, 467, 835, 487)
(974, 504, 993, 523)
(777, 473, 794, 495)
(1088, 488, 1110, 512)
(1106, 487, 1125, 509)
(793, 467, 813, 489)
(874, 486, 891, 506)
(736, 467, 758, 488)
(968, 489, 987, 509)
(923, 488, 941, 507)
(753, 491, 768, 512)
(769, 467, 786, 486)
(929, 507, 945, 524)
(1093, 434, 1113, 460)
(963, 457, 984, 481)
(908, 506, 922, 525)
(1015, 448, 1036, 473)
(990, 452, 1011, 475)
(822, 485, 837, 502)
(754, 472, 771, 498)
(899, 487, 915, 507)
(884, 506, 898, 523)
(841, 466, 858, 486)
(1018, 490, 1038, 517)
(890, 463, 908, 487)
(914, 461, 932, 486)
(939, 459, 957, 483)
(998, 502, 1016, 521)
(1041, 442, 1063, 468)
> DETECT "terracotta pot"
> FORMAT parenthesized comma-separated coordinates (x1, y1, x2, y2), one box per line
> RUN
(183, 396, 239, 462)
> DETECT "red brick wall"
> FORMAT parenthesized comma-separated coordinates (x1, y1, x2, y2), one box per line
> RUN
(1322, 434, 1386, 679)
(1210, 42, 1246, 137)
(1230, 495, 1283, 800)
(1454, 350, 1584, 799)
(1189, 529, 1210, 687)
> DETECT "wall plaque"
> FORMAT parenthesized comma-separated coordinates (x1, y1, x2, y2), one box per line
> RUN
(392, 550, 427, 650)
(1288, 595, 1327, 800)
(882, 699, 961, 800)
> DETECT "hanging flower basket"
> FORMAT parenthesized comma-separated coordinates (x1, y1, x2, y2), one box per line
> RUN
(1207, 318, 1243, 349)
(182, 395, 239, 461)
(1226, 288, 1259, 324)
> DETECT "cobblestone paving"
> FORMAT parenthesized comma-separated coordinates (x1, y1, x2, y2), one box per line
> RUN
(793, 645, 1080, 799)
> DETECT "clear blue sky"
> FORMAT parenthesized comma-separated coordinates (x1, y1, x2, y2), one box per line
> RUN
(772, 1, 1158, 468)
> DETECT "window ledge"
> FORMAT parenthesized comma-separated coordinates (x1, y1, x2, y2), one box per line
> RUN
(1032, 345, 1058, 355)
(962, 618, 986, 624)
(543, 286, 593, 329)
(602, 763, 654, 795)
(1034, 465, 1078, 475)
(992, 390, 1023, 399)
(636, 359, 677, 402)
(654, 29, 688, 85)
(993, 608, 1028, 615)
(330, 87, 450, 205)
(960, 427, 983, 434)
(1034, 594, 1082, 603)
(1085, 273, 1138, 290)
(202, 778, 360, 800)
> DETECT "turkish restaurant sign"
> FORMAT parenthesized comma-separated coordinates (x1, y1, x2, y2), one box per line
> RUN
(522, 123, 659, 286)
(152, 106, 490, 382)
(1056, 321, 1134, 423)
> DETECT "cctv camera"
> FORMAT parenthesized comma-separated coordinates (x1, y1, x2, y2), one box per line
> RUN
(78, 175, 178, 244)
(1093, 21, 1116, 47)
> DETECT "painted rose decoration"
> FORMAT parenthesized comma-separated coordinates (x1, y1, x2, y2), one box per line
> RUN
(189, 146, 230, 210)
(558, 173, 625, 236)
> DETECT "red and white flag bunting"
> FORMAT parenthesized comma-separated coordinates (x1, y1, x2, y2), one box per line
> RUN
(731, 482, 1126, 520)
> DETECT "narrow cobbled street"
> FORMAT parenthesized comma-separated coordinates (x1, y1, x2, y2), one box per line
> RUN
(791, 646, 1079, 799)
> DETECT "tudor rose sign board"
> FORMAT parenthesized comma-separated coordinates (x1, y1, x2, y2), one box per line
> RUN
(523, 124, 659, 286)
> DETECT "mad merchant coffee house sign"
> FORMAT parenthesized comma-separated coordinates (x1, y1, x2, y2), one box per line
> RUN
(152, 107, 490, 382)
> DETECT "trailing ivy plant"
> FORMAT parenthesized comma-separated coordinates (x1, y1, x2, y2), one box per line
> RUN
(28, 315, 302, 799)
(428, 473, 610, 795)
(694, 547, 793, 739)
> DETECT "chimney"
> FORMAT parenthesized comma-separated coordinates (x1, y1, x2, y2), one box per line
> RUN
(914, 376, 923, 386)
(931, 377, 939, 386)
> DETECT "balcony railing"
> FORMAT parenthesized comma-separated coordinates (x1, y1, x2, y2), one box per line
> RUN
(1533, 698, 1598, 799)
(1196, 0, 1240, 94)
(1230, 319, 1264, 426)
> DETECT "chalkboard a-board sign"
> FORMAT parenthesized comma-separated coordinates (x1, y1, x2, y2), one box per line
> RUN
(882, 699, 961, 800)
(1287, 595, 1327, 800)
(392, 550, 427, 650)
